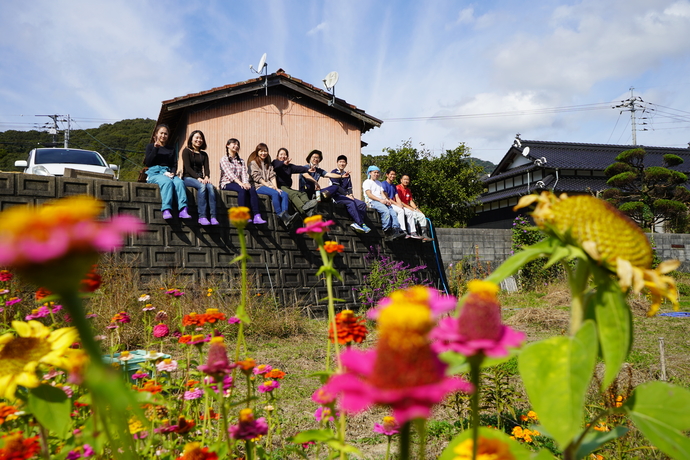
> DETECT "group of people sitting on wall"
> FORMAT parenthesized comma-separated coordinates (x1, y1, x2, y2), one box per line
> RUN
(144, 124, 432, 241)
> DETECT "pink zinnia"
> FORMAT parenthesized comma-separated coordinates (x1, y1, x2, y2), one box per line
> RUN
(228, 408, 269, 440)
(198, 337, 236, 381)
(253, 364, 272, 375)
(153, 323, 170, 338)
(257, 380, 280, 393)
(295, 215, 335, 238)
(5, 297, 21, 307)
(430, 280, 525, 358)
(25, 306, 51, 320)
(367, 286, 456, 320)
(312, 387, 337, 405)
(314, 406, 337, 422)
(131, 372, 148, 380)
(373, 416, 400, 436)
(183, 388, 204, 400)
(156, 359, 178, 372)
(0, 270, 13, 282)
(228, 316, 241, 324)
(322, 286, 472, 423)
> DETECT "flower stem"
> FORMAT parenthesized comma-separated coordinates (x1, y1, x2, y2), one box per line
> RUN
(385, 436, 391, 460)
(399, 421, 411, 460)
(414, 419, 427, 460)
(568, 260, 590, 336)
(469, 355, 483, 460)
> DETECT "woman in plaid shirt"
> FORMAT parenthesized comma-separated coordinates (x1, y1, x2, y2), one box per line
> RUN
(220, 138, 266, 225)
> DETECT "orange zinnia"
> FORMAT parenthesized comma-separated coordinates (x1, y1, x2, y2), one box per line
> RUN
(328, 310, 368, 345)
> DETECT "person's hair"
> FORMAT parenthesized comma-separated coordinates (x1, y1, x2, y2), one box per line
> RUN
(187, 130, 207, 151)
(247, 143, 271, 166)
(225, 138, 240, 157)
(306, 149, 322, 163)
(277, 147, 289, 158)
(385, 167, 396, 175)
(337, 155, 348, 163)
(151, 124, 170, 144)
(401, 174, 410, 181)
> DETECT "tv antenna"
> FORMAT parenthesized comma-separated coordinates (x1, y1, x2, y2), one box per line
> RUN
(249, 53, 268, 96)
(323, 71, 339, 106)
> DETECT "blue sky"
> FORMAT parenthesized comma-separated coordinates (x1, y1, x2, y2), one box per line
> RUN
(1, 0, 690, 164)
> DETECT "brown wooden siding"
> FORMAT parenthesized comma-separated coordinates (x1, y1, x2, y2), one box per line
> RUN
(174, 95, 363, 199)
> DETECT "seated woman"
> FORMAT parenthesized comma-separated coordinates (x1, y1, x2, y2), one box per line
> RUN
(248, 143, 298, 226)
(271, 147, 318, 217)
(181, 130, 218, 226)
(145, 124, 191, 220)
(219, 138, 266, 225)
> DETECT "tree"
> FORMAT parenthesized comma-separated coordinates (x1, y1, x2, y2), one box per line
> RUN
(602, 148, 690, 232)
(362, 140, 485, 227)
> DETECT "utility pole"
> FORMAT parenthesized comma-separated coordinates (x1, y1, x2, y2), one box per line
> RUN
(35, 114, 70, 147)
(612, 87, 646, 145)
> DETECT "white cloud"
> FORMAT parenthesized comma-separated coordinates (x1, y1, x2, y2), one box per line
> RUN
(307, 21, 328, 36)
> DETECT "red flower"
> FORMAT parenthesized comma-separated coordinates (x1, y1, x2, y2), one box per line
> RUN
(324, 241, 345, 254)
(138, 380, 162, 394)
(153, 324, 170, 338)
(0, 270, 13, 282)
(203, 308, 226, 324)
(178, 334, 192, 344)
(329, 310, 368, 345)
(176, 443, 218, 460)
(266, 369, 286, 380)
(0, 431, 40, 460)
(182, 313, 206, 327)
(35, 287, 52, 301)
(79, 265, 101, 292)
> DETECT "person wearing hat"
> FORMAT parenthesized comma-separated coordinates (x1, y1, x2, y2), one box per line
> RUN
(362, 165, 406, 240)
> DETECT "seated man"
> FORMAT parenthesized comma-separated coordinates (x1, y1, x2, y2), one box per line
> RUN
(272, 147, 318, 217)
(299, 150, 370, 233)
(382, 168, 418, 238)
(329, 155, 370, 233)
(362, 165, 406, 240)
(396, 173, 432, 242)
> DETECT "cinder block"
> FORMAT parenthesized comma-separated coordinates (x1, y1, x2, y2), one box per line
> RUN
(139, 269, 165, 284)
(116, 247, 150, 268)
(134, 227, 165, 246)
(130, 182, 161, 202)
(57, 178, 92, 198)
(16, 175, 56, 197)
(151, 249, 181, 267)
(288, 252, 316, 269)
(0, 173, 16, 195)
(110, 202, 147, 222)
(166, 227, 197, 246)
(282, 270, 302, 287)
(0, 196, 34, 211)
(96, 180, 130, 202)
(183, 248, 212, 267)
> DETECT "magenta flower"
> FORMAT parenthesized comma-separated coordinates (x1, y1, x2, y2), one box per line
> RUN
(228, 408, 269, 440)
(257, 380, 280, 393)
(253, 364, 273, 375)
(131, 372, 148, 380)
(314, 406, 337, 422)
(183, 388, 204, 400)
(206, 374, 234, 393)
(25, 306, 51, 320)
(322, 286, 472, 423)
(198, 337, 236, 381)
(373, 416, 400, 436)
(5, 297, 21, 307)
(228, 316, 241, 324)
(312, 387, 337, 405)
(0, 270, 13, 282)
(153, 323, 170, 338)
(295, 215, 335, 238)
(367, 286, 456, 320)
(430, 280, 525, 358)
(165, 288, 185, 297)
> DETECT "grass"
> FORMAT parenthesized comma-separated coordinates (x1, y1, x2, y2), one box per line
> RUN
(4, 259, 690, 459)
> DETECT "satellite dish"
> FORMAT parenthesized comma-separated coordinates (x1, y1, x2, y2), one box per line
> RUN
(257, 53, 267, 71)
(521, 146, 530, 157)
(323, 71, 339, 90)
(249, 53, 269, 95)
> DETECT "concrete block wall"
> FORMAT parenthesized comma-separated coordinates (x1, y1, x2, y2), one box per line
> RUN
(0, 173, 440, 310)
(433, 227, 513, 271)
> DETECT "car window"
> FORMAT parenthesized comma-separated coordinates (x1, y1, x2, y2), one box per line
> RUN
(35, 149, 106, 167)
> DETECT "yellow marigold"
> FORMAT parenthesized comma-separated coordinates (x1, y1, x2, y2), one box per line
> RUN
(453, 436, 516, 460)
(515, 191, 680, 316)
(527, 410, 538, 420)
(0, 321, 78, 399)
(228, 206, 251, 228)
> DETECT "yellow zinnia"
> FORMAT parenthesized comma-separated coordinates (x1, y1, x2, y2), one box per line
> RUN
(0, 321, 78, 399)
(453, 436, 515, 460)
(515, 191, 680, 316)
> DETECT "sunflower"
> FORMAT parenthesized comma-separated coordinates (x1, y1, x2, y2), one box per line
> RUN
(0, 321, 78, 399)
(515, 191, 679, 316)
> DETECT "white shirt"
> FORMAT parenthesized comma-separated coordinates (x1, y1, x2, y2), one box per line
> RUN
(363, 178, 385, 204)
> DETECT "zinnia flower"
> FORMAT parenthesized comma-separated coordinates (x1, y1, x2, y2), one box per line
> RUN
(0, 321, 78, 399)
(176, 443, 218, 460)
(431, 280, 525, 357)
(368, 285, 457, 320)
(0, 270, 13, 282)
(321, 286, 472, 423)
(138, 294, 151, 302)
(198, 337, 235, 381)
(182, 312, 206, 327)
(228, 316, 241, 324)
(314, 406, 336, 422)
(166, 288, 185, 297)
(0, 431, 40, 460)
(228, 206, 251, 228)
(257, 380, 280, 393)
(515, 191, 680, 316)
(184, 388, 204, 400)
(253, 364, 272, 375)
(0, 196, 143, 293)
(5, 297, 21, 307)
(266, 368, 286, 379)
(453, 436, 515, 460)
(296, 215, 335, 238)
(157, 359, 178, 372)
(0, 403, 18, 424)
(373, 416, 400, 436)
(35, 287, 52, 301)
(324, 241, 345, 254)
(228, 408, 269, 440)
(153, 324, 170, 338)
(203, 308, 226, 324)
(79, 266, 101, 292)
(329, 309, 368, 345)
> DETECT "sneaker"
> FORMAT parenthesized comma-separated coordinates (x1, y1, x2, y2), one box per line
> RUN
(303, 199, 318, 211)
(350, 222, 365, 233)
(252, 215, 267, 225)
(361, 224, 371, 233)
(162, 209, 173, 220)
(198, 217, 210, 226)
(210, 217, 220, 225)
(393, 229, 407, 240)
(178, 207, 192, 219)
(410, 232, 423, 239)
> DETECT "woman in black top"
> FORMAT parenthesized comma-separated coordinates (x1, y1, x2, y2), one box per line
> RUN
(181, 130, 218, 225)
(144, 124, 190, 220)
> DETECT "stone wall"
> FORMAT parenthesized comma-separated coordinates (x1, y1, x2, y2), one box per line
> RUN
(0, 173, 442, 310)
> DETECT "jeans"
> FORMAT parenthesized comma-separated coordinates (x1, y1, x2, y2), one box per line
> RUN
(222, 183, 261, 216)
(147, 172, 187, 212)
(367, 200, 400, 231)
(183, 177, 217, 218)
(332, 194, 367, 226)
(256, 186, 289, 215)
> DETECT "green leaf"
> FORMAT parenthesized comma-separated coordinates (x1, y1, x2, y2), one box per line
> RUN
(624, 381, 690, 460)
(27, 384, 71, 438)
(518, 320, 598, 449)
(289, 429, 335, 443)
(438, 426, 549, 460)
(325, 439, 363, 455)
(589, 279, 632, 390)
(487, 239, 560, 284)
(575, 426, 629, 460)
